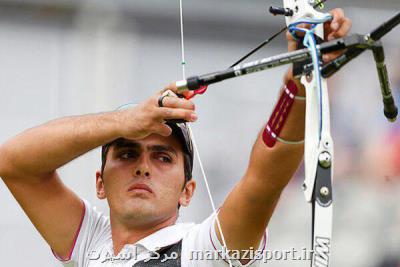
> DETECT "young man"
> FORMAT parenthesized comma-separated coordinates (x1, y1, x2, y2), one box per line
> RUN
(0, 9, 351, 267)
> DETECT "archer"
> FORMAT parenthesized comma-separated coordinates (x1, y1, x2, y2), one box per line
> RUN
(0, 8, 351, 267)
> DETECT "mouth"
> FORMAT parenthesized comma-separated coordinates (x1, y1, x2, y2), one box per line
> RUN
(127, 183, 153, 194)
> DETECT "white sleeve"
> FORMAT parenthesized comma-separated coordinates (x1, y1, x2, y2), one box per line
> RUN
(52, 199, 111, 267)
(181, 212, 268, 267)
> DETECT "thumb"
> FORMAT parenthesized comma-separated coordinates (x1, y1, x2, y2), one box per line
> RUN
(286, 31, 298, 52)
(153, 123, 173, 137)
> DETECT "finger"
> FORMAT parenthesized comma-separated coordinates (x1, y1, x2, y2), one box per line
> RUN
(158, 107, 198, 122)
(329, 8, 345, 31)
(327, 21, 352, 41)
(163, 82, 179, 95)
(332, 17, 352, 39)
(161, 96, 195, 110)
(297, 22, 312, 31)
(324, 8, 344, 39)
(289, 22, 311, 38)
(152, 123, 173, 137)
(286, 22, 313, 51)
(322, 51, 342, 63)
(286, 31, 298, 51)
(326, 18, 352, 41)
(182, 90, 195, 99)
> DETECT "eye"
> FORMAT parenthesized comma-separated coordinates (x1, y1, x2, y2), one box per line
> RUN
(118, 150, 138, 159)
(156, 153, 172, 163)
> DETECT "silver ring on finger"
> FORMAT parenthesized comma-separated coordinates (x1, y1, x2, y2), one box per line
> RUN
(158, 94, 169, 107)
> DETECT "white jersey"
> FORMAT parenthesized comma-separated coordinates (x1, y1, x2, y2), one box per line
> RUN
(53, 199, 267, 267)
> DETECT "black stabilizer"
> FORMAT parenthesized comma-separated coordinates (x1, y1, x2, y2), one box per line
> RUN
(383, 97, 398, 122)
(372, 45, 398, 122)
(370, 12, 400, 41)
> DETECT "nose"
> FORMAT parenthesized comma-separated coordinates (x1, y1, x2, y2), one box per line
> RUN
(134, 168, 150, 178)
(133, 155, 151, 178)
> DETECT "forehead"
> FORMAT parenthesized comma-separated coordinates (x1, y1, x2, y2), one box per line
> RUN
(108, 134, 184, 153)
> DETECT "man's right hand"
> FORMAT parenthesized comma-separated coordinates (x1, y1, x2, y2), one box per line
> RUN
(117, 85, 197, 140)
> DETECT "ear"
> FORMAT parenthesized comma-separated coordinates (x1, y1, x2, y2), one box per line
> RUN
(96, 170, 107, 200)
(178, 179, 196, 207)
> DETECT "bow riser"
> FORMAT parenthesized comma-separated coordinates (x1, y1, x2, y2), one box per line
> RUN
(283, 0, 333, 202)
(283, 1, 334, 267)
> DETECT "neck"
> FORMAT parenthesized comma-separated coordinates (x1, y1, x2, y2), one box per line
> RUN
(110, 213, 178, 255)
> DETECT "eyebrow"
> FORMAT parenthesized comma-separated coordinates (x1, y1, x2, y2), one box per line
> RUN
(150, 145, 178, 156)
(112, 139, 178, 156)
(113, 139, 140, 150)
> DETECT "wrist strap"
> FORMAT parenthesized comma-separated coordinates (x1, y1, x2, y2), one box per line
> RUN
(277, 137, 304, 145)
(295, 95, 306, 100)
(262, 80, 301, 148)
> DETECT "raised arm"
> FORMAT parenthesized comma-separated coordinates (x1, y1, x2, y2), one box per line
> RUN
(216, 8, 352, 255)
(0, 90, 196, 258)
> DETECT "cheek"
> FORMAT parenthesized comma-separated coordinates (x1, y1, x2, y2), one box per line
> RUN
(155, 176, 183, 197)
(153, 166, 185, 199)
(102, 166, 130, 195)
(152, 157, 186, 183)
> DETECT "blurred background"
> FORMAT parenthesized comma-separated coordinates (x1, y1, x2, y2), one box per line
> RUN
(0, 0, 399, 266)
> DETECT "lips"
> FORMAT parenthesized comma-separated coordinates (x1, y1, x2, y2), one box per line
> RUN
(127, 183, 153, 194)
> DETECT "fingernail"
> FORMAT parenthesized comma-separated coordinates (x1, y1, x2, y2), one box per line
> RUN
(323, 55, 329, 62)
(190, 113, 198, 122)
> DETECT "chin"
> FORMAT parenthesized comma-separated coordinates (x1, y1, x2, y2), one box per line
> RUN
(123, 202, 177, 225)
(122, 199, 158, 219)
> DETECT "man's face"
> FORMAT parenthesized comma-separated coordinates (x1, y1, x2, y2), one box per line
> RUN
(96, 134, 195, 226)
